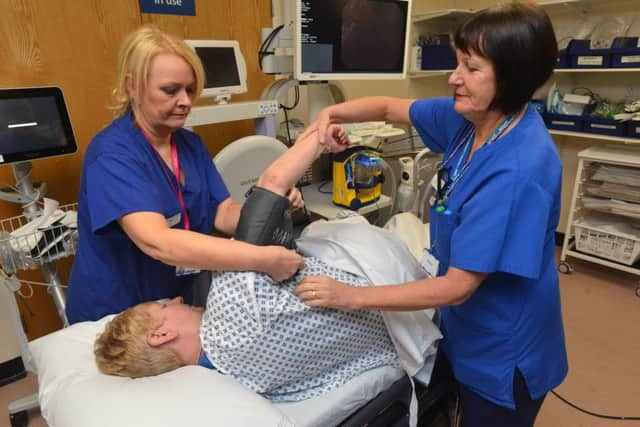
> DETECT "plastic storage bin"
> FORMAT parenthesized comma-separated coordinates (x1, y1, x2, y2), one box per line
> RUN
(420, 34, 457, 70)
(582, 116, 627, 137)
(627, 120, 640, 138)
(568, 39, 611, 68)
(543, 112, 583, 132)
(611, 37, 640, 68)
(574, 218, 640, 265)
(556, 48, 570, 68)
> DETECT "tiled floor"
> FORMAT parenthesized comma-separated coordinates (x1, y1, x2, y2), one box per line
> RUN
(1, 253, 639, 427)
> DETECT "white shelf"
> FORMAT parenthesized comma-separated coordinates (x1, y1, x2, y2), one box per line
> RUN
(555, 68, 640, 73)
(549, 130, 640, 144)
(408, 70, 453, 79)
(578, 145, 640, 166)
(409, 67, 640, 80)
(537, 0, 582, 8)
(412, 9, 473, 24)
(301, 182, 392, 220)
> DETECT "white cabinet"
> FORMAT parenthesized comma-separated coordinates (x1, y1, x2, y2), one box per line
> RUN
(560, 145, 640, 295)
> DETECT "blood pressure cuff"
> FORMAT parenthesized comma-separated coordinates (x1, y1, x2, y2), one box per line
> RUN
(234, 186, 295, 249)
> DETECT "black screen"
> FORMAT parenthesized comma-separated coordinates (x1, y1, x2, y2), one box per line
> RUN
(300, 0, 408, 75)
(0, 87, 77, 164)
(195, 47, 241, 89)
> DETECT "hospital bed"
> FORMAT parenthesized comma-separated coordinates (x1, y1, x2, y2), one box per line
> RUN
(15, 136, 448, 427)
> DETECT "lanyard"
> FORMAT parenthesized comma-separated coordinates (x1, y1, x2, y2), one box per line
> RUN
(435, 113, 517, 209)
(139, 126, 191, 231)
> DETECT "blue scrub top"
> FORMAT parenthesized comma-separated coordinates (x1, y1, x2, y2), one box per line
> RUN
(66, 112, 230, 324)
(409, 98, 568, 408)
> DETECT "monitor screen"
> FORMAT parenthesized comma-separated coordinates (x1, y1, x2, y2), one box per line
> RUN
(186, 40, 248, 99)
(295, 0, 411, 81)
(0, 87, 77, 165)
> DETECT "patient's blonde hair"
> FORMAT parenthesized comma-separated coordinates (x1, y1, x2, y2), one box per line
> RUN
(94, 303, 184, 378)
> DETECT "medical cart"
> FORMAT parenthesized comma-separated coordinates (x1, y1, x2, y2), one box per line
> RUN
(559, 145, 640, 297)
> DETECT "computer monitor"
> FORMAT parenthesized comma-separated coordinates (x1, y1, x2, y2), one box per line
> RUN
(185, 40, 248, 101)
(0, 87, 77, 165)
(295, 0, 412, 81)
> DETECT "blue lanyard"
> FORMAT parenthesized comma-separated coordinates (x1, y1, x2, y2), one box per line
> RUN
(436, 113, 518, 209)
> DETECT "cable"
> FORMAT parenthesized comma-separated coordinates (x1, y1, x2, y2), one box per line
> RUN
(258, 24, 284, 72)
(282, 108, 293, 146)
(551, 390, 640, 421)
(317, 181, 332, 194)
(279, 84, 300, 147)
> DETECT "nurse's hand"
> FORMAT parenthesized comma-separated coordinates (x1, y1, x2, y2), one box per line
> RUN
(262, 246, 304, 281)
(287, 187, 304, 211)
(295, 275, 359, 310)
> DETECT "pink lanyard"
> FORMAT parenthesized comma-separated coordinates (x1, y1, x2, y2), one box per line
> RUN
(139, 126, 191, 231)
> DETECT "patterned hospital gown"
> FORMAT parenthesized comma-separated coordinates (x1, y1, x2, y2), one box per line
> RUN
(200, 257, 399, 402)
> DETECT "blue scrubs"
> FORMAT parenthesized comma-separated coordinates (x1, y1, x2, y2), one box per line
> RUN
(66, 112, 230, 324)
(409, 98, 568, 408)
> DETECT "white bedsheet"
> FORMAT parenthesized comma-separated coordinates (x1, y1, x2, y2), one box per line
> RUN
(297, 215, 441, 380)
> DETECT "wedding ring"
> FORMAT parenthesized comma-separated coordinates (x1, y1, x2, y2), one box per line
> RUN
(311, 290, 317, 298)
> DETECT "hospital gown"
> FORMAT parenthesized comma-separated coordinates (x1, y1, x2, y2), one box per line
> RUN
(200, 257, 399, 402)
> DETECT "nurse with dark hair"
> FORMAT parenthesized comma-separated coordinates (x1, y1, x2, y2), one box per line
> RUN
(295, 3, 567, 426)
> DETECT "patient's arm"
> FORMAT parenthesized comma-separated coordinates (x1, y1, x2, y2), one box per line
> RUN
(257, 125, 349, 196)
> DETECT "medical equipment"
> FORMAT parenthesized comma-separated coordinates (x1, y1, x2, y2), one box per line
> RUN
(185, 40, 247, 103)
(0, 87, 78, 427)
(395, 156, 416, 213)
(332, 146, 384, 210)
(183, 40, 279, 136)
(294, 0, 412, 81)
(0, 87, 77, 164)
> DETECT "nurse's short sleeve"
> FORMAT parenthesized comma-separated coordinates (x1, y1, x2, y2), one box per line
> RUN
(409, 97, 466, 153)
(450, 178, 551, 279)
(204, 154, 230, 204)
(85, 153, 164, 234)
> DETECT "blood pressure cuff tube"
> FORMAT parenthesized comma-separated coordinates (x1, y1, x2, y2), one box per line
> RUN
(234, 186, 296, 249)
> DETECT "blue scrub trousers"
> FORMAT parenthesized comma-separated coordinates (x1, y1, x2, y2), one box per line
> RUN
(459, 369, 546, 427)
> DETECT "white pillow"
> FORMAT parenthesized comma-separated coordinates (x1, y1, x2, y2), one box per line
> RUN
(29, 316, 294, 427)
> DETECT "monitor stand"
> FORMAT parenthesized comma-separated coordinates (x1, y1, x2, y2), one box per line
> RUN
(10, 162, 68, 327)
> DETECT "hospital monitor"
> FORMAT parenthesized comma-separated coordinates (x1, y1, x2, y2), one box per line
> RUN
(186, 40, 248, 101)
(0, 87, 77, 165)
(295, 0, 411, 81)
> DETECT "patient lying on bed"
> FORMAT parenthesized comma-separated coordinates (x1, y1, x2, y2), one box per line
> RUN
(94, 260, 399, 401)
(94, 124, 402, 402)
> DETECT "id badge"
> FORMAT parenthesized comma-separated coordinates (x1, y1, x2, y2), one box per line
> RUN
(176, 266, 200, 276)
(420, 248, 440, 278)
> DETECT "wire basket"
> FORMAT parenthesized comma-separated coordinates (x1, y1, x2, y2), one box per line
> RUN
(0, 203, 78, 274)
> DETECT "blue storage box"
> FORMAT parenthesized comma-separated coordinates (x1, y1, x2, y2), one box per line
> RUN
(421, 34, 457, 70)
(611, 37, 640, 68)
(543, 113, 583, 132)
(556, 48, 570, 68)
(568, 39, 611, 68)
(627, 120, 640, 138)
(583, 116, 627, 137)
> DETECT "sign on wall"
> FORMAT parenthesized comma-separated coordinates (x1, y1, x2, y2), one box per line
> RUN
(139, 0, 196, 16)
